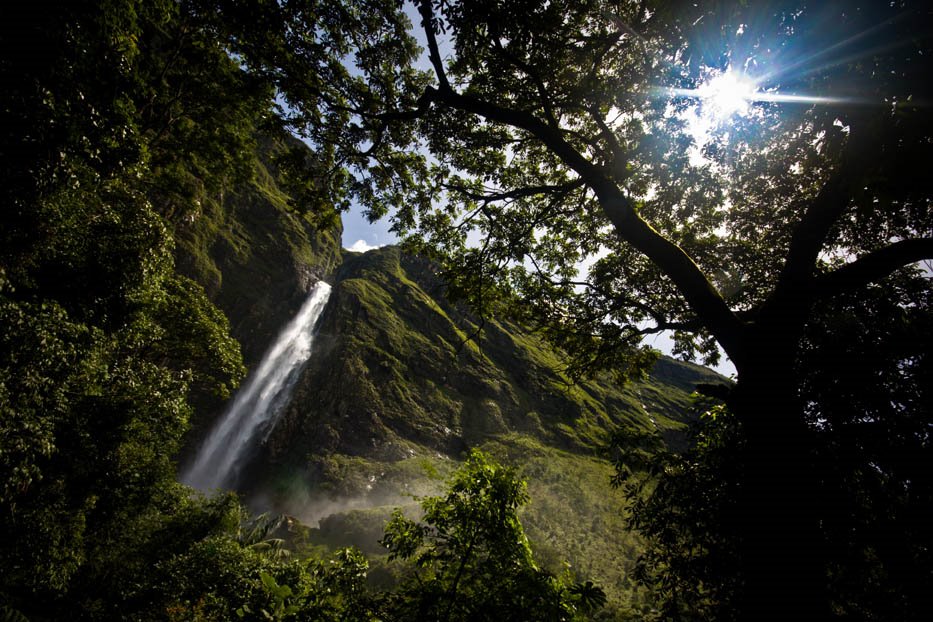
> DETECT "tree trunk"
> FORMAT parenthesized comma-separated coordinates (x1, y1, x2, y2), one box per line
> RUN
(728, 333, 830, 621)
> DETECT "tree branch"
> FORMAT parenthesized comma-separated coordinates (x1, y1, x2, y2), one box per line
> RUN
(439, 90, 745, 360)
(445, 179, 585, 204)
(588, 105, 626, 172)
(417, 0, 450, 91)
(774, 121, 877, 299)
(528, 270, 701, 337)
(815, 238, 933, 297)
(491, 32, 559, 128)
(412, 1, 746, 364)
(374, 86, 437, 124)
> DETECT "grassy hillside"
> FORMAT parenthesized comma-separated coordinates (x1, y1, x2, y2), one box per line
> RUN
(260, 247, 720, 464)
(219, 245, 726, 618)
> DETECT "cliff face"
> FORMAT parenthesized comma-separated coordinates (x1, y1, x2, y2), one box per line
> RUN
(244, 245, 722, 493)
(171, 134, 343, 367)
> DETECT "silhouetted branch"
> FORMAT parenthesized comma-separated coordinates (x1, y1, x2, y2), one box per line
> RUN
(816, 238, 933, 296)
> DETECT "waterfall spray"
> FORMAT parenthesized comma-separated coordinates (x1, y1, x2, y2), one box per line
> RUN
(181, 281, 332, 492)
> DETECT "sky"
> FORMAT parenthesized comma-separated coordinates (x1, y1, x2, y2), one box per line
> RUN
(342, 207, 395, 253)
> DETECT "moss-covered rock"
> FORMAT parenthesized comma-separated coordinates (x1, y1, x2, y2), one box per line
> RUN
(171, 133, 343, 367)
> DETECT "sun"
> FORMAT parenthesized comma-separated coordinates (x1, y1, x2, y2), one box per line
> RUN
(667, 68, 762, 149)
(662, 53, 856, 152)
(697, 70, 759, 121)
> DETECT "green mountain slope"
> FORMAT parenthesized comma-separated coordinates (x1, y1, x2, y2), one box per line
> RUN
(172, 134, 343, 367)
(204, 244, 725, 616)
(167, 137, 726, 617)
(157, 127, 722, 617)
(259, 246, 721, 468)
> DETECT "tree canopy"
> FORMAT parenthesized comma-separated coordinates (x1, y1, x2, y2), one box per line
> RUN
(284, 1, 931, 618)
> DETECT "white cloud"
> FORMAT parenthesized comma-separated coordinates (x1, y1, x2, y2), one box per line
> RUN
(345, 239, 382, 253)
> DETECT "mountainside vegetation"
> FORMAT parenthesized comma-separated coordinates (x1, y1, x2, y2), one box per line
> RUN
(264, 245, 718, 467)
(237, 244, 721, 616)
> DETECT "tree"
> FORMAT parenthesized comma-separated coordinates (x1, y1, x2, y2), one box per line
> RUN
(260, 0, 931, 618)
(0, 0, 256, 613)
(380, 449, 605, 621)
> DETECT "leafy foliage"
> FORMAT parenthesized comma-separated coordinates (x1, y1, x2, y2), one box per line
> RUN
(614, 405, 743, 621)
(0, 0, 263, 614)
(799, 288, 933, 620)
(380, 450, 605, 621)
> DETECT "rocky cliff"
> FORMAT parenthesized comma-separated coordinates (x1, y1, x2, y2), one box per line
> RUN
(172, 134, 343, 367)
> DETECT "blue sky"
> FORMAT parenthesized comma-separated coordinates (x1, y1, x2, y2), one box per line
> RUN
(341, 204, 396, 253)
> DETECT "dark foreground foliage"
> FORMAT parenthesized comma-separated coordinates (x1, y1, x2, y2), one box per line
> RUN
(617, 390, 932, 621)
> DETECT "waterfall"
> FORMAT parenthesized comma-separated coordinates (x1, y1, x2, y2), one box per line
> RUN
(181, 281, 332, 492)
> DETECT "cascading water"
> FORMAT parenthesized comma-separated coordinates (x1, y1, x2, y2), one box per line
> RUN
(181, 281, 332, 492)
